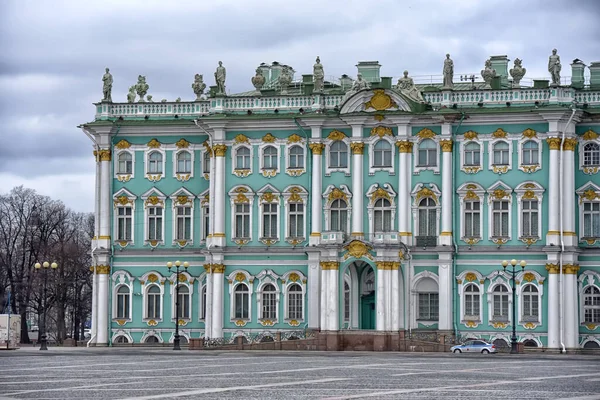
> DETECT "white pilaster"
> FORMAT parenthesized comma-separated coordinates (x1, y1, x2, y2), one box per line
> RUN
(307, 255, 321, 329)
(546, 138, 561, 245)
(211, 263, 224, 338)
(440, 140, 453, 246)
(391, 265, 400, 331)
(212, 145, 227, 247)
(99, 149, 111, 240)
(96, 267, 109, 345)
(546, 264, 559, 349)
(564, 269, 579, 349)
(397, 140, 413, 246)
(351, 141, 364, 238)
(376, 266, 385, 331)
(320, 263, 328, 329)
(329, 268, 339, 331)
(204, 263, 213, 338)
(562, 140, 577, 246)
(437, 262, 453, 330)
(309, 142, 324, 245)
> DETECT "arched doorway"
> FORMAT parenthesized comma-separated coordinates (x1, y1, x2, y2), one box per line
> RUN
(360, 266, 376, 329)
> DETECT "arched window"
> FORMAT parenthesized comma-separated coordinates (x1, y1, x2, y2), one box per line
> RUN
(146, 285, 161, 319)
(584, 143, 600, 166)
(418, 139, 436, 167)
(263, 146, 278, 169)
(493, 142, 509, 165)
(583, 340, 600, 349)
(289, 145, 304, 169)
(343, 281, 351, 323)
(176, 151, 192, 174)
(114, 335, 129, 344)
(583, 286, 600, 323)
(148, 151, 163, 173)
(118, 152, 132, 174)
(522, 284, 539, 321)
(261, 284, 277, 320)
(522, 141, 538, 165)
(145, 335, 159, 344)
(418, 198, 437, 237)
(373, 140, 392, 167)
(416, 277, 438, 321)
(523, 339, 538, 347)
(330, 199, 348, 232)
(116, 285, 130, 319)
(236, 147, 251, 170)
(176, 285, 190, 319)
(464, 284, 480, 318)
(234, 284, 250, 319)
(330, 141, 348, 168)
(288, 283, 303, 320)
(492, 285, 509, 321)
(374, 198, 392, 232)
(464, 142, 480, 166)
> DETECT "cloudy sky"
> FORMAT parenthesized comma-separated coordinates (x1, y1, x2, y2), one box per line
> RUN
(1, 0, 599, 213)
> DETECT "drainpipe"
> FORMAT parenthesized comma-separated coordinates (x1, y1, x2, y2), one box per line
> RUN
(558, 106, 576, 354)
(293, 117, 312, 245)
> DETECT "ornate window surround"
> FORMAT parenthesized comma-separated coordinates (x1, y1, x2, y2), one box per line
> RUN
(283, 185, 308, 245)
(488, 138, 513, 174)
(282, 270, 307, 326)
(579, 129, 600, 175)
(197, 271, 207, 322)
(576, 182, 600, 245)
(258, 137, 281, 178)
(410, 183, 441, 243)
(144, 140, 166, 182)
(231, 134, 254, 177)
(486, 181, 513, 245)
(113, 188, 137, 247)
(257, 185, 281, 246)
(518, 129, 542, 173)
(457, 182, 484, 245)
(172, 148, 194, 182)
(367, 126, 395, 175)
(459, 131, 482, 174)
(456, 270, 484, 327)
(111, 270, 134, 323)
(170, 188, 195, 248)
(114, 148, 135, 182)
(515, 181, 544, 246)
(141, 188, 166, 248)
(229, 185, 255, 245)
(285, 134, 307, 177)
(199, 189, 210, 243)
(366, 183, 397, 235)
(140, 271, 166, 323)
(227, 269, 255, 325)
(486, 272, 512, 328)
(322, 184, 352, 234)
(168, 271, 195, 324)
(324, 129, 351, 176)
(412, 128, 440, 175)
(411, 271, 439, 328)
(256, 269, 281, 325)
(200, 141, 211, 180)
(516, 270, 544, 328)
(578, 270, 600, 327)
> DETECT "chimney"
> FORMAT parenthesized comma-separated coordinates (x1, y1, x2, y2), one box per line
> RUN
(339, 74, 352, 90)
(356, 61, 381, 83)
(489, 55, 509, 88)
(589, 61, 600, 90)
(270, 61, 282, 84)
(570, 59, 586, 89)
(258, 63, 270, 81)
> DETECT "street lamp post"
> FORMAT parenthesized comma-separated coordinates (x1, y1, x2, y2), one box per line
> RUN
(34, 261, 58, 351)
(167, 260, 189, 350)
(501, 258, 527, 354)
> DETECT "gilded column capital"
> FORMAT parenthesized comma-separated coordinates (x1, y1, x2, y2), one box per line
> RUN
(212, 263, 225, 273)
(545, 263, 559, 274)
(203, 263, 212, 273)
(563, 264, 580, 274)
(95, 149, 111, 162)
(320, 261, 339, 270)
(395, 140, 413, 153)
(96, 265, 111, 274)
(309, 143, 325, 155)
(546, 137, 561, 150)
(376, 261, 400, 270)
(350, 142, 365, 155)
(562, 138, 578, 151)
(439, 139, 453, 152)
(213, 144, 228, 157)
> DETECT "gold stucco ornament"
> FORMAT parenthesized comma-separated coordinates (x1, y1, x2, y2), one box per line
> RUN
(364, 89, 397, 111)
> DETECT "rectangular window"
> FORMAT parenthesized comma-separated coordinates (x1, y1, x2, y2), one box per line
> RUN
(262, 292, 277, 319)
(523, 295, 539, 318)
(147, 207, 163, 241)
(262, 203, 278, 238)
(583, 202, 600, 238)
(493, 295, 509, 319)
(521, 200, 539, 237)
(492, 200, 509, 237)
(235, 204, 250, 238)
(464, 201, 481, 237)
(116, 293, 130, 319)
(235, 292, 249, 319)
(177, 290, 190, 319)
(464, 148, 480, 166)
(175, 206, 192, 240)
(374, 210, 392, 232)
(203, 152, 211, 174)
(418, 293, 439, 320)
(465, 294, 480, 316)
(289, 203, 304, 238)
(289, 291, 303, 320)
(117, 207, 132, 241)
(202, 206, 210, 241)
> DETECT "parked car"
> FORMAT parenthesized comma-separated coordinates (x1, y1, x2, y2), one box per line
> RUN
(451, 340, 497, 354)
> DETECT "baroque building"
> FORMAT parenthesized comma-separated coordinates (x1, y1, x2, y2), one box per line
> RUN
(83, 55, 600, 350)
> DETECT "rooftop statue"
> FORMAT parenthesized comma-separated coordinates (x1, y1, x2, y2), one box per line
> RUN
(279, 66, 292, 95)
(147, 95, 154, 102)
(127, 86, 136, 103)
(548, 49, 561, 86)
(135, 75, 149, 103)
(215, 61, 226, 95)
(192, 74, 206, 100)
(481, 59, 497, 89)
(509, 58, 526, 87)
(313, 56, 324, 93)
(351, 73, 370, 91)
(102, 67, 113, 103)
(396, 71, 424, 103)
(251, 68, 265, 94)
(443, 54, 454, 89)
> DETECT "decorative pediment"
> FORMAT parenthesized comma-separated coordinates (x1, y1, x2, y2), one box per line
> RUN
(170, 187, 195, 206)
(257, 184, 280, 203)
(115, 139, 131, 149)
(288, 134, 304, 143)
(339, 89, 412, 114)
(262, 133, 277, 143)
(411, 183, 441, 205)
(229, 185, 255, 204)
(147, 138, 161, 148)
(370, 126, 393, 138)
(323, 184, 352, 204)
(366, 183, 396, 205)
(576, 182, 600, 203)
(327, 130, 347, 141)
(582, 129, 599, 141)
(416, 128, 436, 139)
(113, 188, 137, 207)
(141, 188, 167, 207)
(487, 181, 513, 201)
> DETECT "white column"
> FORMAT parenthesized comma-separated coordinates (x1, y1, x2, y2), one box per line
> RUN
(437, 262, 453, 330)
(309, 143, 324, 245)
(439, 140, 453, 246)
(351, 142, 364, 238)
(212, 145, 227, 247)
(96, 266, 109, 345)
(564, 266, 579, 349)
(391, 264, 400, 331)
(376, 264, 385, 331)
(211, 263, 224, 338)
(204, 263, 212, 338)
(320, 262, 328, 330)
(99, 149, 111, 239)
(562, 139, 577, 246)
(397, 140, 414, 246)
(546, 138, 561, 245)
(546, 264, 559, 349)
(307, 256, 321, 329)
(329, 267, 339, 331)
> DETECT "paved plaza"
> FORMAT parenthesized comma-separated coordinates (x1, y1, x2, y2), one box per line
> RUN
(0, 348, 599, 399)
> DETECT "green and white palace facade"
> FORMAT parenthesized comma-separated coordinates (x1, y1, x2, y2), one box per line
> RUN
(82, 55, 600, 350)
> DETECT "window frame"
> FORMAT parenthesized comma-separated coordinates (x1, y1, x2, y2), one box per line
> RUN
(169, 273, 193, 323)
(173, 149, 194, 180)
(144, 284, 163, 321)
(115, 150, 134, 179)
(457, 271, 484, 326)
(232, 144, 253, 177)
(488, 138, 513, 174)
(368, 136, 395, 175)
(229, 185, 255, 244)
(487, 185, 513, 243)
(282, 270, 307, 324)
(460, 136, 482, 174)
(170, 191, 195, 246)
(487, 281, 512, 325)
(576, 183, 600, 244)
(283, 185, 308, 245)
(322, 184, 352, 236)
(113, 189, 136, 245)
(518, 136, 542, 173)
(515, 182, 544, 244)
(259, 144, 280, 177)
(412, 272, 439, 327)
(324, 133, 351, 176)
(416, 138, 437, 168)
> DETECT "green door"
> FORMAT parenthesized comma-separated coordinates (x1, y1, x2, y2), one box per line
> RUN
(360, 292, 376, 330)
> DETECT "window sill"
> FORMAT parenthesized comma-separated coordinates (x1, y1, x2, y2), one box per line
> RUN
(260, 237, 279, 246)
(233, 169, 251, 177)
